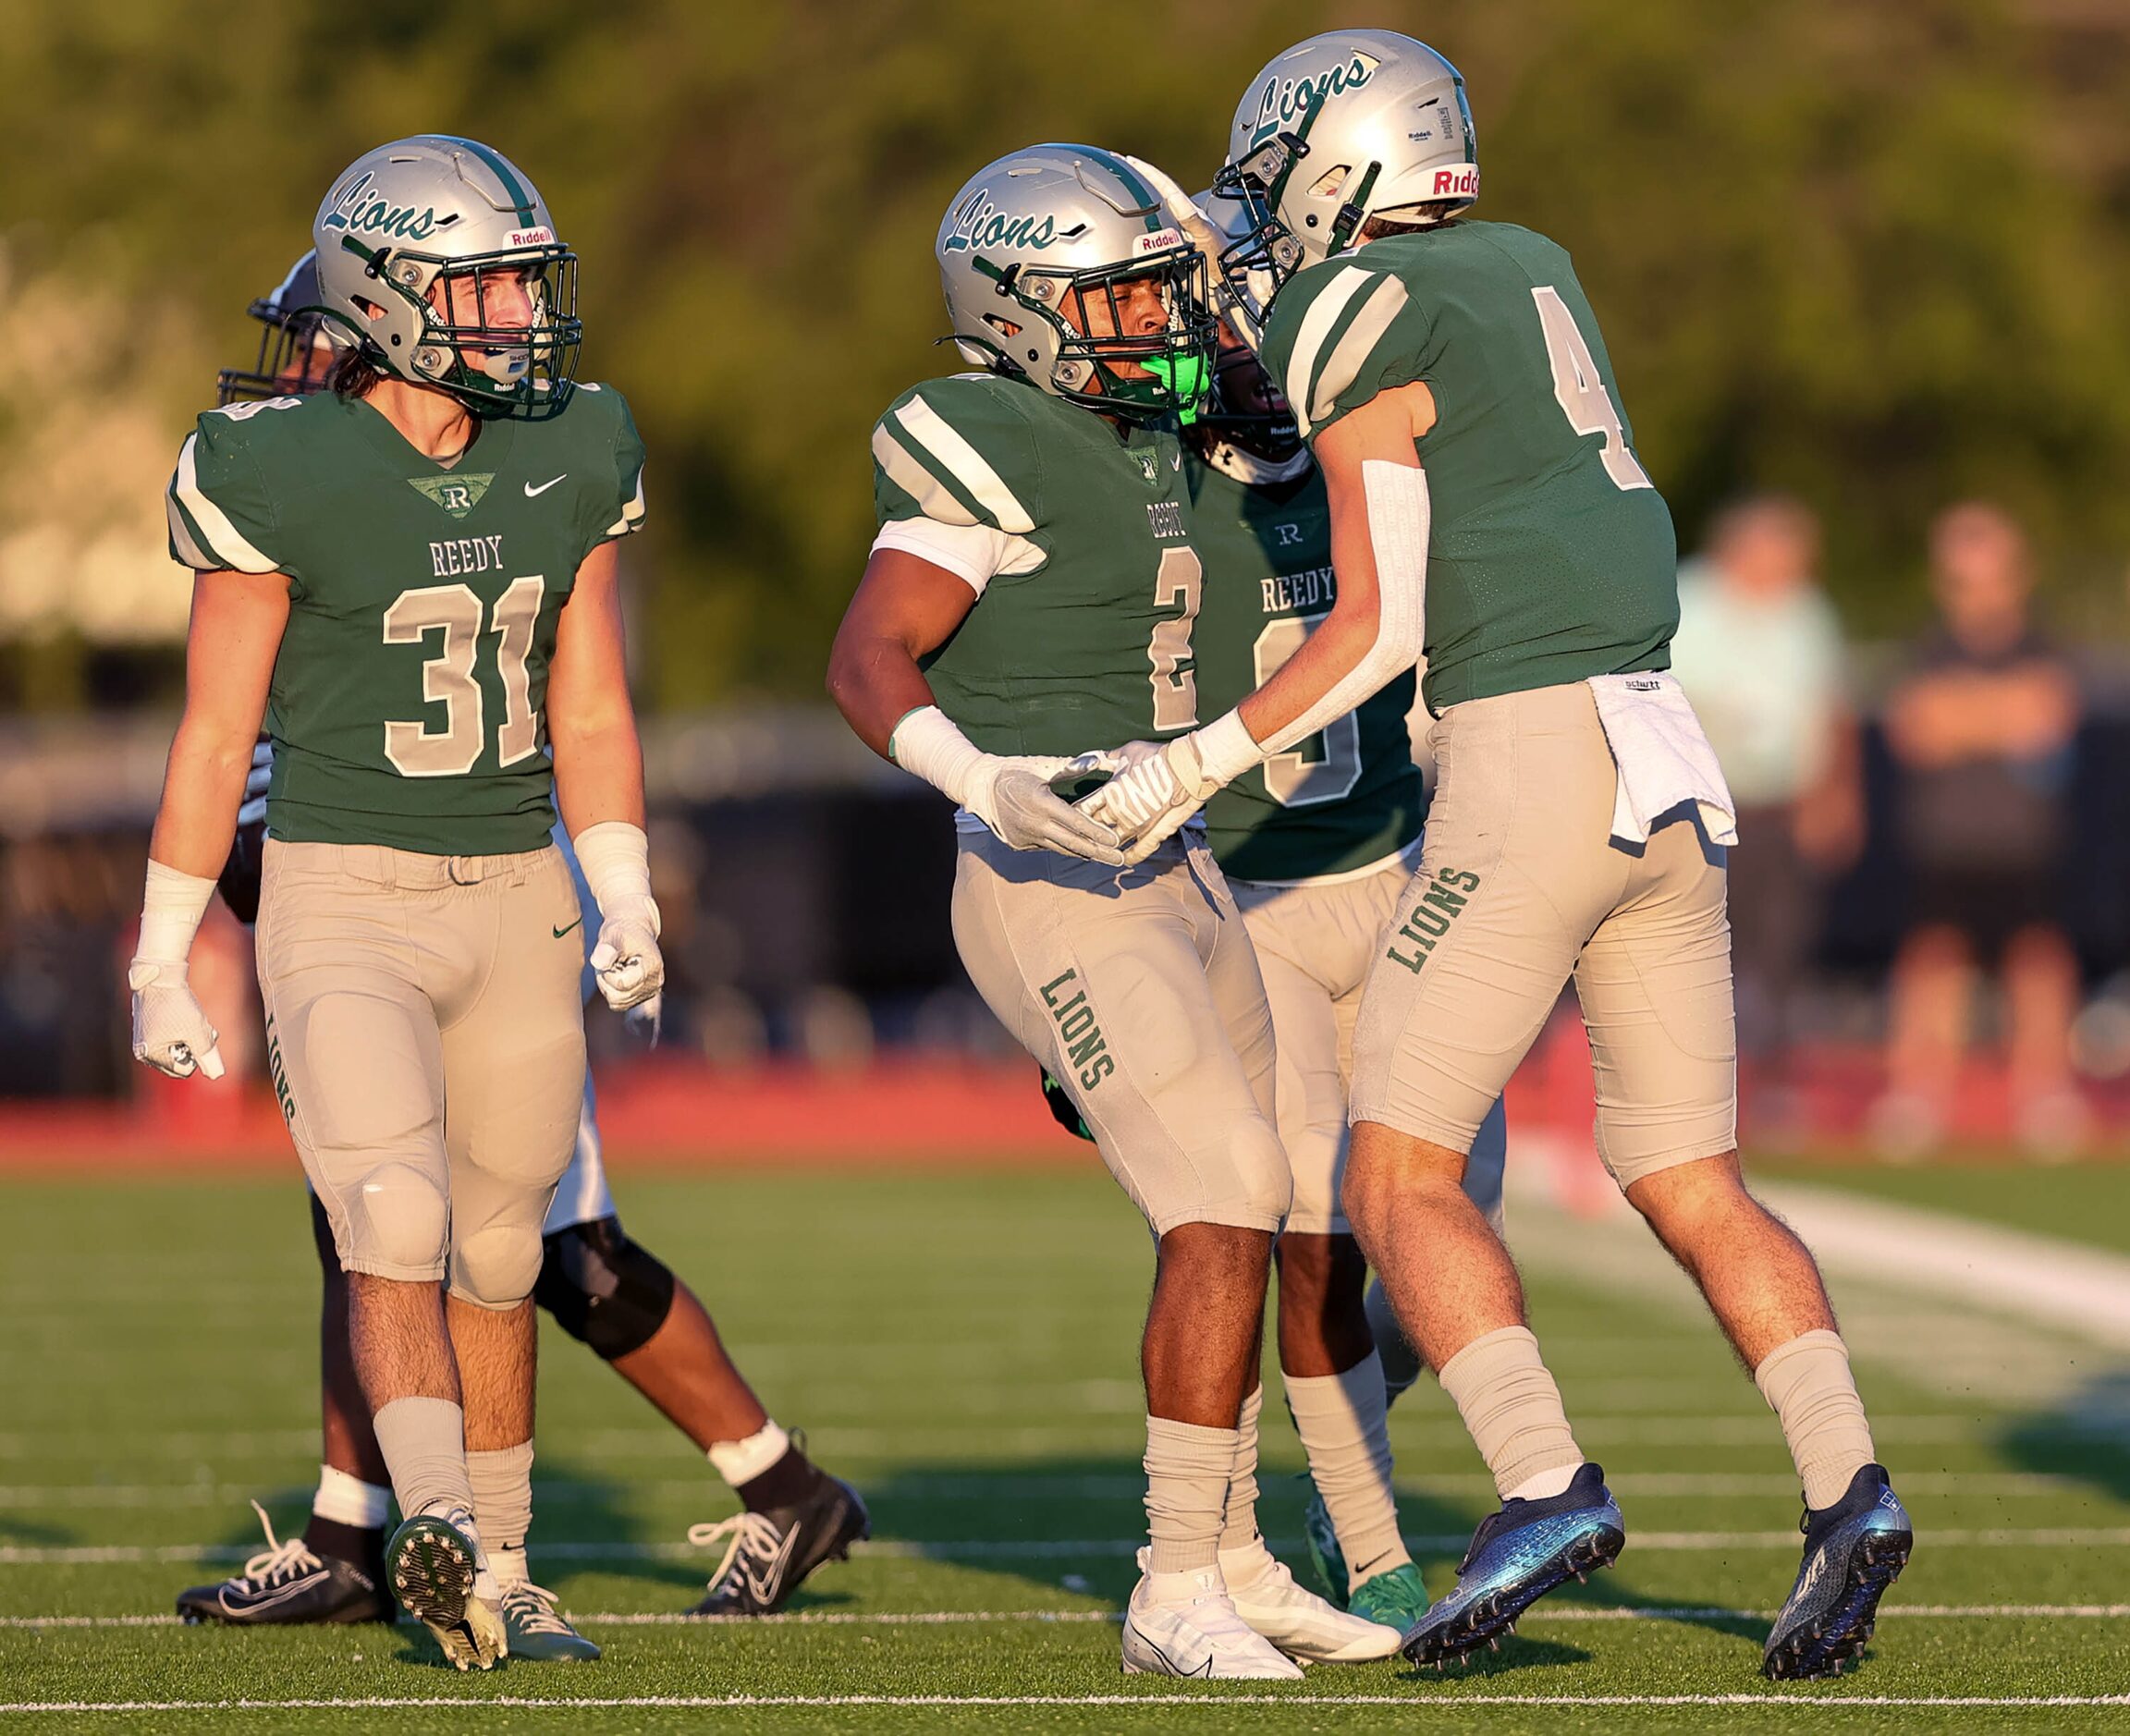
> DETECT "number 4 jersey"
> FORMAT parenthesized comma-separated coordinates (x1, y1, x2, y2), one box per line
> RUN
(166, 385, 645, 853)
(1258, 220, 1679, 716)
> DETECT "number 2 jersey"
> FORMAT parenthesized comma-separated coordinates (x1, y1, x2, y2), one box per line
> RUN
(1257, 219, 1679, 716)
(1187, 451, 1423, 884)
(165, 385, 645, 854)
(870, 372, 1201, 759)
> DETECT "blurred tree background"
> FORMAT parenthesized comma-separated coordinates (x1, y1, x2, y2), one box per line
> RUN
(2, 0, 2127, 711)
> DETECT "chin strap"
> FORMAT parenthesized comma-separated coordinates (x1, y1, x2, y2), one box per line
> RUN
(1199, 439, 1313, 488)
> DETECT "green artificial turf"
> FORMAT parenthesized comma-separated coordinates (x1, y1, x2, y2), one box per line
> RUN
(4, 1161, 2128, 1731)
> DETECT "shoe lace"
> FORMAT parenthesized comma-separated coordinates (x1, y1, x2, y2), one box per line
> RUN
(236, 1499, 323, 1589)
(687, 1512, 785, 1589)
(498, 1580, 573, 1636)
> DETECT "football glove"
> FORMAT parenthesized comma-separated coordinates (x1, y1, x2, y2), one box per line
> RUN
(973, 752, 1128, 862)
(129, 960, 226, 1081)
(589, 899, 665, 1015)
(1082, 715, 1265, 865)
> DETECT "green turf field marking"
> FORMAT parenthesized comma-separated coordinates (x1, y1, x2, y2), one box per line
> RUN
(8, 1525, 2129, 1565)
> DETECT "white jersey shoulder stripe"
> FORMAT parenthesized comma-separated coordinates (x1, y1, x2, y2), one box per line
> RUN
(1283, 266, 1380, 440)
(892, 395, 1036, 534)
(872, 423, 981, 528)
(170, 434, 278, 574)
(602, 466, 648, 539)
(1308, 275, 1412, 432)
(165, 489, 216, 573)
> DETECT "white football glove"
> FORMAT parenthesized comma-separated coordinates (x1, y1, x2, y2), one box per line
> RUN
(238, 737, 274, 828)
(128, 959, 225, 1081)
(1082, 715, 1266, 867)
(969, 752, 1128, 862)
(589, 898, 666, 1014)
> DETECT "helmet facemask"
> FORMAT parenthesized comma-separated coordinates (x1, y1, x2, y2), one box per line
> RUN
(328, 237, 582, 417)
(1199, 327, 1302, 466)
(970, 242, 1217, 425)
(216, 298, 337, 406)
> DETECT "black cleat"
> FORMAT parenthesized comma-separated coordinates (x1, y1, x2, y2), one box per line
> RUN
(1764, 1464, 1912, 1681)
(1400, 1463, 1625, 1669)
(684, 1474, 870, 1617)
(177, 1501, 389, 1626)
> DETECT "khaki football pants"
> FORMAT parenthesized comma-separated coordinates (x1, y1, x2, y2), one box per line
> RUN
(255, 840, 587, 1306)
(1230, 856, 1506, 1236)
(1352, 681, 1737, 1189)
(953, 826, 1291, 1236)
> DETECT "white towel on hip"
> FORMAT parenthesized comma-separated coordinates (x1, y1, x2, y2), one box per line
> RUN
(1585, 670, 1740, 849)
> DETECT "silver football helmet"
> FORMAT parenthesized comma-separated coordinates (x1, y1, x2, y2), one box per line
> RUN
(311, 135, 581, 415)
(937, 144, 1216, 423)
(1189, 189, 1302, 471)
(1212, 31, 1478, 303)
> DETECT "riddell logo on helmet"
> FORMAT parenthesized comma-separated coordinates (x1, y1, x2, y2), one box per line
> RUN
(943, 189, 1059, 254)
(322, 171, 441, 242)
(1430, 165, 1480, 199)
(508, 226, 555, 248)
(1133, 227, 1185, 256)
(1246, 52, 1380, 147)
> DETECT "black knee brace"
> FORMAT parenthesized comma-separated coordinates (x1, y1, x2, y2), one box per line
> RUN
(535, 1216, 677, 1362)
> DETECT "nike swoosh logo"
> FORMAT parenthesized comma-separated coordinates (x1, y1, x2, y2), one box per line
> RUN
(524, 474, 568, 497)
(553, 917, 582, 939)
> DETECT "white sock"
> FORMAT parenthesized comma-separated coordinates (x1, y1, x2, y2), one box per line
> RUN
(1755, 1329, 1877, 1510)
(467, 1442, 535, 1559)
(1505, 1463, 1581, 1502)
(1284, 1351, 1410, 1585)
(487, 1545, 530, 1589)
(1436, 1326, 1584, 1502)
(371, 1397, 474, 1522)
(708, 1419, 790, 1488)
(312, 1464, 391, 1530)
(1144, 1415, 1238, 1576)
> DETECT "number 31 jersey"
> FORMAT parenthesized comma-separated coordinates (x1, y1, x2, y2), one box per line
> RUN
(1259, 220, 1678, 716)
(165, 385, 645, 854)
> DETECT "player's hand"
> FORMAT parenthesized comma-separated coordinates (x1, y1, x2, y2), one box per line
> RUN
(971, 753, 1128, 863)
(589, 899, 665, 1013)
(128, 960, 226, 1081)
(1081, 733, 1222, 865)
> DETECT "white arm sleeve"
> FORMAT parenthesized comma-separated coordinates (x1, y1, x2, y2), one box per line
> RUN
(1258, 459, 1429, 755)
(869, 518, 1044, 597)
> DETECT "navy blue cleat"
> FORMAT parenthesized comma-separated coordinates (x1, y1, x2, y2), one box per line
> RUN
(1763, 1463, 1912, 1680)
(1400, 1462, 1624, 1669)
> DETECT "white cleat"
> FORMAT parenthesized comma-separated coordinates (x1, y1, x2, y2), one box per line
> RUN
(386, 1505, 507, 1671)
(1219, 1539, 1403, 1663)
(1120, 1548, 1304, 1680)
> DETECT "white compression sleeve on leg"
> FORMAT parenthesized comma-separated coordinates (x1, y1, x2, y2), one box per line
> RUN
(1257, 459, 1429, 755)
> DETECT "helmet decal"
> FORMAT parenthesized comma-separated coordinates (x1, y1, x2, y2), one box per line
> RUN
(1242, 52, 1381, 152)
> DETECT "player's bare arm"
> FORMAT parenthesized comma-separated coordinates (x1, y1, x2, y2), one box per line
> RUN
(548, 540, 646, 834)
(826, 547, 981, 757)
(129, 568, 291, 1081)
(827, 549, 1126, 862)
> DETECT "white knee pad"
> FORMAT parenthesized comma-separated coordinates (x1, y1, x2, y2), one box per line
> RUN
(344, 1160, 449, 1275)
(1226, 1114, 1294, 1229)
(449, 1222, 544, 1310)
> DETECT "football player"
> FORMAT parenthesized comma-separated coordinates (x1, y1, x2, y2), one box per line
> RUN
(1040, 251, 1512, 1629)
(175, 251, 866, 1644)
(828, 144, 1397, 1678)
(1083, 33, 1911, 1679)
(135, 132, 674, 1669)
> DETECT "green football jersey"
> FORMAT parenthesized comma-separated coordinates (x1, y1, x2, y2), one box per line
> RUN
(1260, 220, 1678, 715)
(166, 384, 646, 854)
(1188, 451, 1423, 883)
(872, 373, 1203, 758)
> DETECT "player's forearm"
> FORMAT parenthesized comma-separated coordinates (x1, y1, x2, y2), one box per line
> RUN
(826, 631, 936, 760)
(1237, 596, 1385, 746)
(553, 720, 647, 836)
(148, 719, 254, 879)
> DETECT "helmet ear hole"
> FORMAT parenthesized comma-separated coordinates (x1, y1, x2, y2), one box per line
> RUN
(1308, 165, 1352, 199)
(983, 313, 1023, 340)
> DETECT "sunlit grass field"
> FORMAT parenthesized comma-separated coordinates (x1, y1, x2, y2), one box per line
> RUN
(5, 1157, 2129, 1732)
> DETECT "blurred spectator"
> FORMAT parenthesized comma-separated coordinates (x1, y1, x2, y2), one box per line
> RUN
(1876, 503, 2085, 1155)
(1671, 495, 1862, 1115)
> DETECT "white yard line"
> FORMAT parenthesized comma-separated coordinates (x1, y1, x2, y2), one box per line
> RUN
(4, 1603, 2124, 1632)
(6, 1526, 2129, 1567)
(3, 1693, 2128, 1711)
